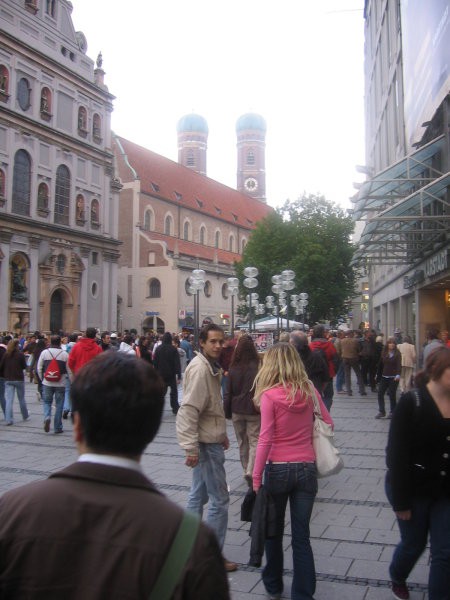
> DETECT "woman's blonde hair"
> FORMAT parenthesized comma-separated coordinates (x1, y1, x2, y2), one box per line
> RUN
(253, 342, 315, 407)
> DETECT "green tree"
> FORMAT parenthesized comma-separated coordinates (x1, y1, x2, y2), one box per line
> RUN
(235, 193, 356, 325)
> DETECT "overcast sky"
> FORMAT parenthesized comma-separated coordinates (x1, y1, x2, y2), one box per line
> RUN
(71, 0, 365, 210)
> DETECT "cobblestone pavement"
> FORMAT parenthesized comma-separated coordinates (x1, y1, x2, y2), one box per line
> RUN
(0, 381, 428, 599)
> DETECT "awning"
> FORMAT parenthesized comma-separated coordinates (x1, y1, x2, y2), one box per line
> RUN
(351, 135, 450, 267)
(352, 135, 446, 221)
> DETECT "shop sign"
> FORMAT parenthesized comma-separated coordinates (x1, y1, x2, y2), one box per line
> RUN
(425, 249, 448, 278)
(403, 269, 425, 289)
(145, 311, 159, 316)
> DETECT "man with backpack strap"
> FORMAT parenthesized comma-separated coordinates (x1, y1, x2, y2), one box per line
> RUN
(37, 335, 71, 434)
(0, 352, 229, 599)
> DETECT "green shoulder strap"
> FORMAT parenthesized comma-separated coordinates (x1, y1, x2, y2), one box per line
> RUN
(148, 511, 200, 600)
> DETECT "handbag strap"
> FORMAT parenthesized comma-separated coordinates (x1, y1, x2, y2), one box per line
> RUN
(148, 510, 200, 600)
(311, 389, 323, 419)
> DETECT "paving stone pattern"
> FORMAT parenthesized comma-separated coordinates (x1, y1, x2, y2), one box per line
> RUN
(0, 380, 429, 599)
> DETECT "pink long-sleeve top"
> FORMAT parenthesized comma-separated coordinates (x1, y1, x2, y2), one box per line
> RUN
(252, 385, 334, 490)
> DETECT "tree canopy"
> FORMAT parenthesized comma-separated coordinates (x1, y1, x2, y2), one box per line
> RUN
(235, 193, 357, 325)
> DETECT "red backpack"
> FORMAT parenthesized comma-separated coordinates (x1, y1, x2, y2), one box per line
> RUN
(43, 350, 63, 382)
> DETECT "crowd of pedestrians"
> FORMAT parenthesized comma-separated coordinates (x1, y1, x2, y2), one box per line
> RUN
(1, 323, 449, 599)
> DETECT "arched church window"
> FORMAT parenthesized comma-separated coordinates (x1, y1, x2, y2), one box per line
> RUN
(17, 77, 31, 111)
(183, 220, 190, 241)
(200, 226, 206, 245)
(215, 230, 221, 249)
(229, 235, 234, 252)
(12, 149, 31, 216)
(0, 169, 5, 198)
(241, 238, 247, 252)
(143, 209, 152, 231)
(164, 214, 173, 236)
(149, 278, 161, 298)
(55, 165, 70, 225)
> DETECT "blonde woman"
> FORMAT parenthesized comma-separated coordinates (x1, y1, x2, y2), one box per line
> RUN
(252, 343, 333, 600)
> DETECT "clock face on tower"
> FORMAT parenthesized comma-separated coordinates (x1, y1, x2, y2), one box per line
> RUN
(244, 177, 258, 192)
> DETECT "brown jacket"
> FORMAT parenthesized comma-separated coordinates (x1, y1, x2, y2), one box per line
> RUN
(0, 462, 229, 599)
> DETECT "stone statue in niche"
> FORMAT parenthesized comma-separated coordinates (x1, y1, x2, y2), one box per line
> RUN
(40, 89, 49, 113)
(76, 196, 85, 221)
(11, 262, 28, 302)
(38, 184, 48, 209)
(91, 201, 99, 223)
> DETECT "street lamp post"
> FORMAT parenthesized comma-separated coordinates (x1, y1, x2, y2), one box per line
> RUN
(243, 267, 258, 332)
(226, 277, 239, 333)
(293, 292, 309, 330)
(188, 269, 206, 349)
(281, 270, 295, 330)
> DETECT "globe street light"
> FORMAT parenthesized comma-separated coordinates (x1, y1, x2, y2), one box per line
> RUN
(243, 267, 258, 332)
(281, 270, 295, 330)
(293, 292, 309, 330)
(188, 268, 206, 348)
(226, 277, 239, 333)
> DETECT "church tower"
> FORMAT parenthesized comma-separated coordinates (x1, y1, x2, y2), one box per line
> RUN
(177, 113, 209, 176)
(236, 112, 266, 202)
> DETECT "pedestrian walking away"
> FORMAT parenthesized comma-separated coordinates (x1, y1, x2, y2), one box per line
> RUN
(376, 337, 401, 419)
(252, 342, 333, 600)
(0, 338, 29, 425)
(385, 346, 450, 600)
(176, 323, 238, 573)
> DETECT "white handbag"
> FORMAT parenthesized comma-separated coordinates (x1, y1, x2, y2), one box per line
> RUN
(312, 392, 344, 478)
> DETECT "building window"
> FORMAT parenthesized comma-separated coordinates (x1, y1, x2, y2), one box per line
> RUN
(91, 281, 98, 298)
(92, 113, 102, 142)
(40, 87, 52, 119)
(186, 149, 195, 167)
(12, 150, 31, 216)
(90, 198, 100, 226)
(164, 214, 173, 236)
(222, 283, 229, 299)
(17, 77, 31, 111)
(200, 226, 206, 245)
(37, 182, 49, 212)
(183, 220, 190, 241)
(78, 106, 87, 134)
(75, 193, 85, 222)
(24, 0, 38, 14)
(229, 235, 234, 252)
(0, 65, 9, 100)
(215, 230, 221, 249)
(92, 251, 98, 265)
(241, 238, 247, 252)
(56, 254, 66, 274)
(204, 280, 212, 297)
(246, 149, 255, 165)
(10, 253, 29, 302)
(185, 278, 193, 296)
(148, 251, 155, 265)
(54, 165, 70, 225)
(143, 209, 152, 231)
(149, 278, 161, 298)
(45, 0, 56, 17)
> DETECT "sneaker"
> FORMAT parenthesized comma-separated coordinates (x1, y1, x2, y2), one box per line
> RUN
(391, 581, 409, 600)
(54, 429, 64, 434)
(375, 412, 386, 419)
(44, 418, 51, 433)
(62, 410, 69, 419)
(223, 558, 238, 572)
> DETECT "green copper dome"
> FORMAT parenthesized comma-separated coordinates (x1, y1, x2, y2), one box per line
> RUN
(177, 113, 209, 134)
(236, 112, 266, 133)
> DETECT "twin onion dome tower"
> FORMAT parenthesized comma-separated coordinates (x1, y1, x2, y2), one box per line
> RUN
(176, 112, 267, 203)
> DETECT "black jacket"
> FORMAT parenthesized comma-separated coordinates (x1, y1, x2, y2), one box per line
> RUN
(223, 361, 259, 418)
(153, 343, 181, 381)
(248, 487, 277, 567)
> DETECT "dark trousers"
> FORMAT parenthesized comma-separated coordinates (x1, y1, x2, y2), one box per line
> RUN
(163, 376, 179, 413)
(377, 377, 398, 414)
(360, 357, 377, 390)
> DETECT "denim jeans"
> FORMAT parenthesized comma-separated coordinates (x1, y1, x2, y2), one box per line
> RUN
(5, 381, 28, 424)
(335, 362, 344, 392)
(63, 377, 71, 413)
(0, 377, 5, 417)
(263, 462, 318, 600)
(377, 377, 398, 414)
(386, 481, 450, 599)
(42, 385, 65, 432)
(187, 442, 229, 549)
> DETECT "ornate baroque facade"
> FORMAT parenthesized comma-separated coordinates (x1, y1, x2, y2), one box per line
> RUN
(0, 0, 120, 334)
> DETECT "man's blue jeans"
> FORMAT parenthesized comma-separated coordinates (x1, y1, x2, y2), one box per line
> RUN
(386, 481, 450, 599)
(263, 462, 318, 600)
(42, 385, 65, 432)
(5, 381, 28, 424)
(187, 442, 229, 549)
(0, 377, 5, 417)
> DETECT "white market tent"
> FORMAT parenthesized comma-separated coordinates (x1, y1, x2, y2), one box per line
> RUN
(241, 317, 308, 331)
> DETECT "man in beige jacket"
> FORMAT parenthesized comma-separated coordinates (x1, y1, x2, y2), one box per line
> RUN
(176, 323, 237, 572)
(397, 335, 417, 392)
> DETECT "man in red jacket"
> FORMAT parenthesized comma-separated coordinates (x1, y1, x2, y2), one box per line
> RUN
(68, 328, 102, 375)
(309, 324, 338, 411)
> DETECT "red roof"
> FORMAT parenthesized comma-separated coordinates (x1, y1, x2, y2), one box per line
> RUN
(146, 230, 242, 265)
(115, 135, 273, 230)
